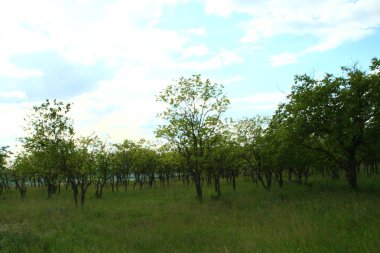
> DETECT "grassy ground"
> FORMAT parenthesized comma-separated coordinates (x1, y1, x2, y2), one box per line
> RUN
(0, 175, 380, 253)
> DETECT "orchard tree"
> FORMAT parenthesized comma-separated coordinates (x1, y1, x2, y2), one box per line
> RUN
(11, 153, 32, 200)
(156, 74, 230, 201)
(92, 138, 112, 198)
(131, 140, 158, 190)
(157, 144, 182, 187)
(265, 109, 322, 186)
(66, 136, 98, 206)
(21, 99, 75, 198)
(0, 146, 12, 194)
(112, 139, 136, 191)
(0, 146, 9, 168)
(234, 117, 272, 189)
(360, 58, 380, 175)
(206, 133, 240, 196)
(283, 58, 380, 189)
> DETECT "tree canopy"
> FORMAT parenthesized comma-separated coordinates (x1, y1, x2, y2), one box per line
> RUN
(1, 58, 379, 206)
(156, 74, 230, 200)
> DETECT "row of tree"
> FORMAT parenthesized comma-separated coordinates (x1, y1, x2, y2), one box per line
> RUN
(1, 58, 379, 205)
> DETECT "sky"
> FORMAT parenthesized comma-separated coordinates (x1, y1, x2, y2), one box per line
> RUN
(1, 0, 380, 149)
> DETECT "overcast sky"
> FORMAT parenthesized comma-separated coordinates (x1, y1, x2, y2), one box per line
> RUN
(1, 0, 380, 148)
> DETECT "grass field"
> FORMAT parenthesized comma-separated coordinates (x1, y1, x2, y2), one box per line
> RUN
(1, 175, 380, 253)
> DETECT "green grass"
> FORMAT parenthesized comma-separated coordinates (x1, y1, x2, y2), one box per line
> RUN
(1, 176, 380, 253)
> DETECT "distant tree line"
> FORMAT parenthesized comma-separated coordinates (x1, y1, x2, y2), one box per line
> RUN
(0, 58, 379, 205)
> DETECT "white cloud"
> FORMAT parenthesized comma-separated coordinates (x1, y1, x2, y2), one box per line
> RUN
(77, 0, 91, 6)
(70, 77, 167, 143)
(0, 0, 189, 66)
(232, 92, 288, 111)
(218, 50, 244, 65)
(203, 0, 380, 64)
(182, 45, 210, 58)
(2, 0, 376, 149)
(0, 0, 249, 149)
(0, 1, 179, 146)
(0, 61, 43, 78)
(203, 0, 235, 17)
(271, 52, 300, 67)
(0, 91, 28, 100)
(179, 50, 243, 70)
(216, 75, 243, 85)
(0, 102, 34, 148)
(185, 27, 207, 36)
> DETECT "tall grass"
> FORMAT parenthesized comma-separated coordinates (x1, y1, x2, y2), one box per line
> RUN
(1, 175, 380, 252)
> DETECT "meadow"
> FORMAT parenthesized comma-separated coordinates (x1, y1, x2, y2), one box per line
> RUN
(1, 176, 380, 253)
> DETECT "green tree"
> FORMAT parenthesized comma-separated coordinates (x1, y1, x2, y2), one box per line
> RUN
(234, 117, 272, 189)
(21, 99, 75, 198)
(265, 109, 323, 186)
(112, 139, 136, 191)
(0, 146, 12, 194)
(130, 140, 158, 190)
(92, 138, 112, 198)
(157, 144, 182, 187)
(11, 153, 32, 200)
(283, 59, 380, 189)
(66, 136, 98, 206)
(156, 74, 229, 201)
(206, 132, 241, 197)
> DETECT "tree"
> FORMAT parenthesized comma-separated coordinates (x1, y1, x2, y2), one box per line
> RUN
(234, 117, 272, 189)
(21, 99, 75, 198)
(0, 146, 12, 194)
(92, 138, 112, 198)
(130, 140, 158, 190)
(66, 136, 98, 206)
(266, 109, 323, 186)
(11, 153, 32, 200)
(206, 131, 241, 196)
(283, 59, 380, 189)
(112, 139, 136, 191)
(157, 144, 183, 187)
(156, 74, 230, 201)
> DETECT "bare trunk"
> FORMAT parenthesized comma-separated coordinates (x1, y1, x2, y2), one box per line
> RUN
(193, 172, 202, 201)
(214, 175, 220, 197)
(346, 151, 358, 189)
(278, 171, 283, 188)
(71, 181, 78, 207)
(232, 174, 236, 191)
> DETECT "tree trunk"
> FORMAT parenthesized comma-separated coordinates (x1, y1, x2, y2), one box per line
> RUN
(111, 178, 115, 192)
(288, 169, 292, 181)
(193, 173, 202, 201)
(21, 188, 27, 200)
(206, 173, 212, 187)
(258, 170, 272, 190)
(232, 173, 236, 191)
(47, 182, 57, 199)
(331, 168, 339, 180)
(278, 171, 283, 188)
(71, 182, 78, 207)
(15, 181, 27, 200)
(214, 175, 220, 197)
(124, 178, 129, 191)
(80, 185, 86, 207)
(346, 151, 358, 189)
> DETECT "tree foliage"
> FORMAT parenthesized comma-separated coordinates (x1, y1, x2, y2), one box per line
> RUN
(281, 58, 380, 188)
(1, 58, 379, 206)
(156, 74, 230, 200)
(21, 99, 75, 197)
